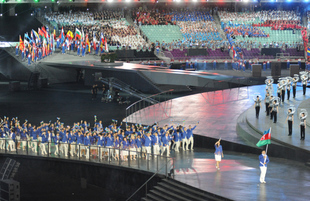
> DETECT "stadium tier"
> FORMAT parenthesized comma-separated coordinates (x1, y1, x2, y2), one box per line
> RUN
(140, 25, 183, 44)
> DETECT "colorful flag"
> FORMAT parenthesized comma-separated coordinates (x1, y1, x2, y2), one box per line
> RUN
(59, 27, 65, 43)
(38, 28, 44, 37)
(24, 33, 32, 44)
(307, 47, 310, 56)
(53, 29, 56, 40)
(93, 32, 97, 50)
(19, 35, 24, 51)
(256, 128, 271, 147)
(75, 28, 82, 40)
(86, 33, 90, 52)
(100, 32, 104, 44)
(66, 30, 74, 40)
(104, 38, 108, 52)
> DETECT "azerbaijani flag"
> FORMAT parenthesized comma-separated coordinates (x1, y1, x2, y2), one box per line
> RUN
(75, 28, 81, 40)
(256, 128, 271, 147)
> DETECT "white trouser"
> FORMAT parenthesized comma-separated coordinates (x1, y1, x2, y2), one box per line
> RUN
(182, 139, 187, 150)
(130, 148, 136, 156)
(186, 137, 194, 150)
(21, 140, 27, 150)
(9, 140, 15, 151)
(85, 146, 90, 159)
(260, 166, 267, 182)
(31, 141, 37, 152)
(78, 144, 84, 156)
(153, 144, 160, 156)
(106, 146, 112, 160)
(54, 144, 59, 155)
(70, 143, 76, 156)
(174, 141, 180, 152)
(0, 139, 5, 149)
(61, 143, 68, 156)
(161, 145, 170, 156)
(40, 143, 47, 155)
(145, 146, 151, 160)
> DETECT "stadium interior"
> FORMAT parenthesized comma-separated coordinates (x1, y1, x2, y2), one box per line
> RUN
(0, 1, 310, 201)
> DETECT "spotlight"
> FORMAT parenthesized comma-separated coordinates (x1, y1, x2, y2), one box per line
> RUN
(107, 0, 113, 2)
(0, 14, 2, 16)
(15, 13, 17, 16)
(193, 0, 197, 2)
(126, 0, 130, 2)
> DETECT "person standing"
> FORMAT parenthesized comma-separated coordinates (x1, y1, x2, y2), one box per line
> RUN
(276, 83, 282, 103)
(186, 123, 198, 151)
(214, 139, 224, 170)
(287, 79, 291, 100)
(271, 100, 279, 123)
(265, 92, 270, 116)
(286, 108, 294, 136)
(269, 96, 274, 120)
(292, 77, 298, 98)
(302, 76, 307, 96)
(281, 81, 286, 103)
(259, 150, 269, 184)
(254, 96, 261, 118)
(300, 112, 307, 140)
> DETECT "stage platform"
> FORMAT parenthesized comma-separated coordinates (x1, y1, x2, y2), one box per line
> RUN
(173, 148, 310, 201)
(124, 83, 310, 200)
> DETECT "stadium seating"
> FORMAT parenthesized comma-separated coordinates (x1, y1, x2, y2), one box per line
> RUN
(140, 25, 183, 43)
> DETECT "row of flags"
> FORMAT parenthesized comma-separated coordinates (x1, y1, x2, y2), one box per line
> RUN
(19, 25, 109, 56)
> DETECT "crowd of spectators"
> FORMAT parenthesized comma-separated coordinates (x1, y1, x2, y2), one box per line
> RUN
(224, 25, 269, 38)
(45, 10, 148, 50)
(218, 11, 257, 23)
(45, 10, 124, 26)
(219, 10, 304, 51)
(170, 11, 214, 22)
(257, 10, 301, 22)
(133, 9, 174, 26)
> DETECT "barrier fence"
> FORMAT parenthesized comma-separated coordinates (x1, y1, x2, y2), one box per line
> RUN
(0, 139, 174, 177)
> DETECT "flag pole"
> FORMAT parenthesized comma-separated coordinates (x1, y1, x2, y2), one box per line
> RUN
(265, 127, 271, 155)
(263, 127, 271, 164)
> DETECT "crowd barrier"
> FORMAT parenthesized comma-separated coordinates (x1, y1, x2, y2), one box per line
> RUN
(0, 139, 174, 177)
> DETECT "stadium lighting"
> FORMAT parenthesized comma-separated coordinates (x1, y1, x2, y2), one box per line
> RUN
(126, 0, 131, 2)
(192, 0, 197, 2)
(107, 0, 113, 2)
(175, 0, 181, 2)
(0, 14, 2, 16)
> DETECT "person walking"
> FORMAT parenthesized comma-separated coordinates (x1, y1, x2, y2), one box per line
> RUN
(259, 150, 269, 184)
(254, 96, 261, 118)
(286, 108, 295, 136)
(214, 139, 224, 170)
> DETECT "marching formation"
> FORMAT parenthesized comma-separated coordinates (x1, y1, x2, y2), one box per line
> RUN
(254, 71, 308, 140)
(0, 116, 198, 161)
